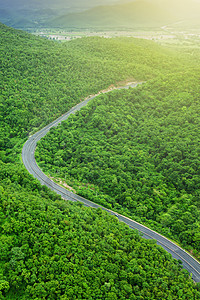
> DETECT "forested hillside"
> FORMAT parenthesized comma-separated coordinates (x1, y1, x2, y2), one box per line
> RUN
(0, 22, 183, 163)
(1, 22, 200, 298)
(36, 71, 200, 258)
(2, 161, 200, 299)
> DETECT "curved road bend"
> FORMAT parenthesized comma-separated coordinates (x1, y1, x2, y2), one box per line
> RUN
(22, 83, 200, 283)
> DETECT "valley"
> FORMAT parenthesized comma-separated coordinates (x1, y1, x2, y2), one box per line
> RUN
(0, 1, 200, 298)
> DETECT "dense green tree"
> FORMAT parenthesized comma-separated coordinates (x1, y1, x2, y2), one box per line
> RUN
(36, 72, 200, 256)
(1, 21, 200, 299)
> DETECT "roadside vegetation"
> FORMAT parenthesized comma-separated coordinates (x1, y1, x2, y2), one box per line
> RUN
(1, 22, 200, 298)
(36, 72, 200, 258)
(1, 22, 183, 162)
(2, 161, 200, 299)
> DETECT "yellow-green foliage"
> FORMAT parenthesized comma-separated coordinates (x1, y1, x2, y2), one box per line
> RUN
(36, 70, 200, 255)
(0, 22, 182, 162)
(1, 161, 200, 299)
(1, 22, 200, 299)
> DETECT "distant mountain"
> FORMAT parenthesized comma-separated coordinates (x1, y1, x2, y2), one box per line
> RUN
(0, 8, 35, 28)
(0, 0, 200, 30)
(0, 0, 120, 10)
(0, 6, 60, 29)
(49, 0, 176, 29)
(0, 8, 58, 29)
(0, 0, 121, 29)
(0, 9, 10, 21)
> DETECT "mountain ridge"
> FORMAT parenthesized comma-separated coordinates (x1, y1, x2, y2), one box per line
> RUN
(1, 0, 200, 30)
(48, 0, 200, 30)
(49, 1, 173, 29)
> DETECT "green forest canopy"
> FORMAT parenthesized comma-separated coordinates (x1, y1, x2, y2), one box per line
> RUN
(1, 22, 185, 162)
(1, 22, 200, 298)
(36, 72, 200, 258)
(2, 161, 200, 299)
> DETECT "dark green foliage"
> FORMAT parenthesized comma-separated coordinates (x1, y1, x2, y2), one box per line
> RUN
(0, 22, 181, 163)
(0, 161, 200, 299)
(36, 72, 200, 255)
(1, 22, 200, 298)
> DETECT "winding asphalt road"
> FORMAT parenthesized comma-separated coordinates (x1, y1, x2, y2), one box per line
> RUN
(22, 83, 200, 282)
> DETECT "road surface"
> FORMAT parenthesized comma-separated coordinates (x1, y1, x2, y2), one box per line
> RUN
(22, 82, 200, 282)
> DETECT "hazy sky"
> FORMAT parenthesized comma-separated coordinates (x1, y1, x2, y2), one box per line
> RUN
(1, 0, 200, 9)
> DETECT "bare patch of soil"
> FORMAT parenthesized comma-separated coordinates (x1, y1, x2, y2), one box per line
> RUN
(84, 78, 139, 101)
(49, 176, 76, 193)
